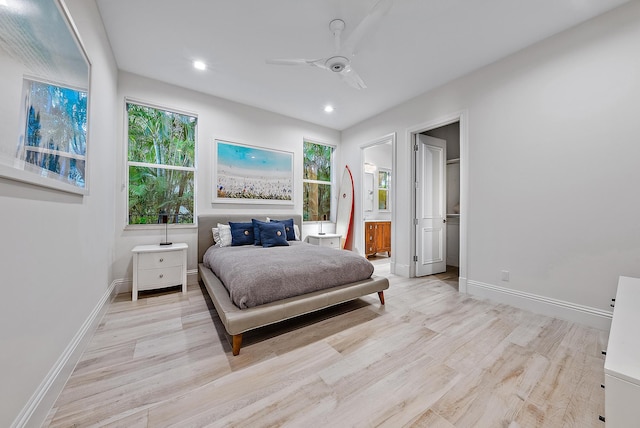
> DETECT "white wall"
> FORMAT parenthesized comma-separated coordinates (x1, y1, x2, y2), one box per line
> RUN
(0, 0, 118, 426)
(112, 72, 340, 283)
(341, 2, 640, 322)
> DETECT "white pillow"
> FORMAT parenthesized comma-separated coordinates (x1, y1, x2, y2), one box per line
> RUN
(216, 223, 232, 247)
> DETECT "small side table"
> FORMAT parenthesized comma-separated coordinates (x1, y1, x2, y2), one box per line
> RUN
(132, 243, 188, 301)
(308, 233, 342, 249)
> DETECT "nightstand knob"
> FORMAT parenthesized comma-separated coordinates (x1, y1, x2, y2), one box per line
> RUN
(159, 258, 164, 262)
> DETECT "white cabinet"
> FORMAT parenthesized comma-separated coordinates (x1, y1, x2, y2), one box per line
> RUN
(132, 243, 188, 301)
(308, 233, 341, 249)
(604, 276, 640, 426)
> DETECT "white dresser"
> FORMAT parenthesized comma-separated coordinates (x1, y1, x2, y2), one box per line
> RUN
(604, 276, 640, 426)
(132, 243, 188, 301)
(308, 233, 341, 249)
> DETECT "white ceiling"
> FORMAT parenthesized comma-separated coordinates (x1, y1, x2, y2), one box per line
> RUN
(95, 0, 628, 131)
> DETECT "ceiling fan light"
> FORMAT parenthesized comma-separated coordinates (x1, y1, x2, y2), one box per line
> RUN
(193, 60, 206, 71)
(324, 105, 334, 113)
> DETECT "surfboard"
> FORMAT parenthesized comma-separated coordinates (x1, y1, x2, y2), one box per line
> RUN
(335, 165, 354, 249)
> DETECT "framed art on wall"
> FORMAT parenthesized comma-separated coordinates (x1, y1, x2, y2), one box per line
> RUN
(213, 139, 293, 204)
(0, 0, 90, 195)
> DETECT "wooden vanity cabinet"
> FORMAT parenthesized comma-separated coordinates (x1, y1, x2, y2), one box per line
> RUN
(365, 221, 391, 257)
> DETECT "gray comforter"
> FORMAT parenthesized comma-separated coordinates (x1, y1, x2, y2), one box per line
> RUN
(203, 242, 374, 309)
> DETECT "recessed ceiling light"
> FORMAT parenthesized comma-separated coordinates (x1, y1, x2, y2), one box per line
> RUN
(324, 105, 334, 113)
(193, 60, 206, 71)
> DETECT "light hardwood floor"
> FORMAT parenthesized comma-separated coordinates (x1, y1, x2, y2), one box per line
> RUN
(44, 263, 608, 427)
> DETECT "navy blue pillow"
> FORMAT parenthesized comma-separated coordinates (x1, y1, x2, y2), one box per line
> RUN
(270, 218, 296, 241)
(251, 218, 269, 246)
(259, 222, 289, 248)
(229, 221, 254, 246)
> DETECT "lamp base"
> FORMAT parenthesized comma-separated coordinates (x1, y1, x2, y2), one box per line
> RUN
(159, 242, 173, 246)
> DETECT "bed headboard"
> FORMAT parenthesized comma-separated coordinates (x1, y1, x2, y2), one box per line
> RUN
(197, 214, 303, 263)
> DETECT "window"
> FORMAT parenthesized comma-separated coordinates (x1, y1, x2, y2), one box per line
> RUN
(378, 169, 390, 211)
(127, 102, 196, 225)
(303, 140, 333, 221)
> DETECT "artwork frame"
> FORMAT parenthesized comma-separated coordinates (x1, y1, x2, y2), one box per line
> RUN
(213, 139, 294, 205)
(0, 0, 91, 195)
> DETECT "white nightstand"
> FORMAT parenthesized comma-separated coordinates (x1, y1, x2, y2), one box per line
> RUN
(308, 233, 342, 249)
(132, 243, 188, 301)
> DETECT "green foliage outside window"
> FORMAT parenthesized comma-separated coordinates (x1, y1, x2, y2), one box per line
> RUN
(127, 103, 196, 224)
(378, 170, 390, 211)
(303, 141, 333, 221)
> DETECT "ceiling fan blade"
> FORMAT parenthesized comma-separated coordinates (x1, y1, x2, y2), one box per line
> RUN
(339, 65, 367, 89)
(343, 0, 397, 55)
(329, 19, 345, 53)
(266, 58, 323, 66)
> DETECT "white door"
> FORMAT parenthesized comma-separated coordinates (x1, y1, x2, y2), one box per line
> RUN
(415, 134, 447, 276)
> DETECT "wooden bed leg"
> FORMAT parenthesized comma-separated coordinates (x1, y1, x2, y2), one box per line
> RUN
(232, 334, 243, 356)
(377, 291, 385, 305)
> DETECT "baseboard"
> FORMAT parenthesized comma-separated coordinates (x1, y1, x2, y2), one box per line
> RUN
(114, 269, 199, 296)
(12, 279, 118, 428)
(458, 276, 468, 293)
(393, 262, 410, 277)
(467, 280, 613, 331)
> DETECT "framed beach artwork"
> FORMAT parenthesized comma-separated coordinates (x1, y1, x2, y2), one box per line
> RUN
(213, 139, 294, 204)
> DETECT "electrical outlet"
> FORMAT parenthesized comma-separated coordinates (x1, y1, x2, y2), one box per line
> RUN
(501, 270, 510, 281)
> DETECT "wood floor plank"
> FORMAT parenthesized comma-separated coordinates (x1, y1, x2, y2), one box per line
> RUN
(324, 356, 461, 427)
(403, 409, 456, 428)
(206, 375, 336, 428)
(147, 341, 342, 427)
(44, 266, 607, 428)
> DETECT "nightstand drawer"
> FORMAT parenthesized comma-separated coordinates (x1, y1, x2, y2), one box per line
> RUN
(137, 266, 183, 290)
(318, 237, 340, 248)
(137, 251, 183, 269)
(308, 234, 341, 249)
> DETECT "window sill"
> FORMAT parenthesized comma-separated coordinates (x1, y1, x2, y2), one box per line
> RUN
(124, 223, 197, 231)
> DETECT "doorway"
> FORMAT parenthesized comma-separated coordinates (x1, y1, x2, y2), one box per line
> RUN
(361, 134, 395, 275)
(410, 114, 466, 291)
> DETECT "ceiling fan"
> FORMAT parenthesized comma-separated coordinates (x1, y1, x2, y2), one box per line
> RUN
(266, 0, 396, 89)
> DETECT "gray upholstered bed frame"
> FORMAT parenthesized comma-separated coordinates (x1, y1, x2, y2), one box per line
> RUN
(197, 214, 389, 355)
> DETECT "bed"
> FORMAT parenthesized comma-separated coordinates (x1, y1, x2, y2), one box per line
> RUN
(197, 214, 389, 355)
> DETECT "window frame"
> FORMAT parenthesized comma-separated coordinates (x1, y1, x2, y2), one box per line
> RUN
(302, 139, 335, 223)
(124, 99, 198, 229)
(377, 168, 391, 212)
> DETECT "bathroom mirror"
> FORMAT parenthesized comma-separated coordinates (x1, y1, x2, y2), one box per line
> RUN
(0, 0, 90, 194)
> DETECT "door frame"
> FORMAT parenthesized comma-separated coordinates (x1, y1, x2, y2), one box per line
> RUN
(407, 111, 468, 292)
(359, 133, 396, 271)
